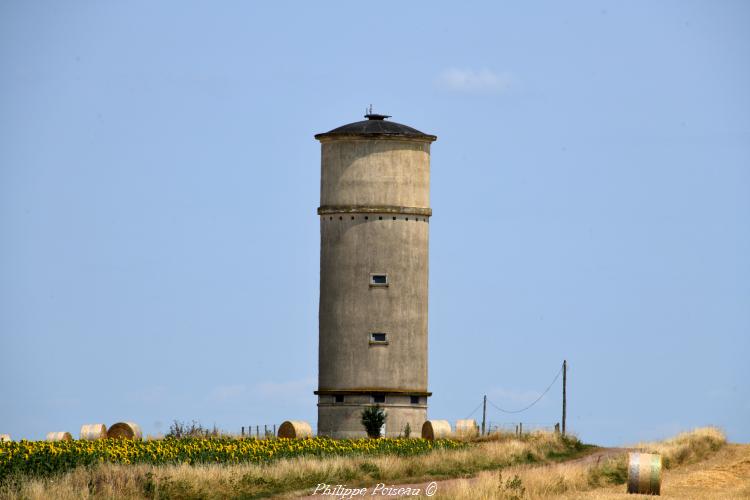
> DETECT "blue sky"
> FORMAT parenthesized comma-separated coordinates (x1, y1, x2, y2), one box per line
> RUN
(1, 1, 748, 446)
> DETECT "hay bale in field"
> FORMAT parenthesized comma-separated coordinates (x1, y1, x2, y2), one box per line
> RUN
(46, 432, 73, 442)
(107, 422, 142, 440)
(0, 434, 10, 442)
(277, 421, 312, 439)
(421, 420, 451, 440)
(455, 419, 479, 438)
(627, 452, 662, 495)
(80, 424, 107, 441)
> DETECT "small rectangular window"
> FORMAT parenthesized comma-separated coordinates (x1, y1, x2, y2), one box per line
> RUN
(370, 332, 388, 344)
(373, 394, 385, 404)
(369, 273, 389, 286)
(410, 396, 420, 405)
(335, 395, 344, 404)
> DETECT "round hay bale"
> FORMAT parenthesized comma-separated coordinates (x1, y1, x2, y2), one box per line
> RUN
(80, 424, 107, 441)
(627, 452, 662, 495)
(107, 422, 142, 440)
(46, 432, 73, 442)
(455, 419, 479, 438)
(0, 434, 11, 442)
(421, 420, 451, 440)
(277, 420, 312, 439)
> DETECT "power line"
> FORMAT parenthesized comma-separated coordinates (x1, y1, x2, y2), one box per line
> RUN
(464, 400, 484, 419)
(487, 366, 563, 414)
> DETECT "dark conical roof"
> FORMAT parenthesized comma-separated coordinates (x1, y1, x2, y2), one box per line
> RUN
(315, 113, 436, 141)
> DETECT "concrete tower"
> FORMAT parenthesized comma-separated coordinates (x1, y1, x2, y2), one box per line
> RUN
(314, 112, 437, 438)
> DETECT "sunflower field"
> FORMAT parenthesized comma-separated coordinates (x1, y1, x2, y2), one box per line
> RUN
(0, 437, 465, 480)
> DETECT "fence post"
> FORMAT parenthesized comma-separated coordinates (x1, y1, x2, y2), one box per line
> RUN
(264, 425, 268, 438)
(241, 426, 245, 437)
(519, 422, 523, 435)
(273, 424, 276, 437)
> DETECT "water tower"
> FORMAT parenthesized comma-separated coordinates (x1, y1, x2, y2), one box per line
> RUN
(314, 111, 437, 437)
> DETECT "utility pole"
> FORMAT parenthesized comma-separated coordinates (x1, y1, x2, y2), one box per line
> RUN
(562, 359, 567, 436)
(481, 395, 487, 436)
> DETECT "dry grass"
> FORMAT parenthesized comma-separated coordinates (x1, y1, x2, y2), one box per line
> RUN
(433, 426, 735, 499)
(632, 426, 726, 468)
(0, 432, 585, 499)
(4, 429, 730, 499)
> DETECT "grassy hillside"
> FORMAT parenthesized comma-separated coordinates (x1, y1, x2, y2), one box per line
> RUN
(0, 432, 585, 499)
(433, 427, 737, 499)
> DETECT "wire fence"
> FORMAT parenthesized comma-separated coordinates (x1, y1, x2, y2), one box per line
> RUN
(240, 424, 277, 439)
(486, 421, 559, 435)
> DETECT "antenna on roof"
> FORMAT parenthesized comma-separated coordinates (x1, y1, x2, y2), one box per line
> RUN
(364, 104, 390, 120)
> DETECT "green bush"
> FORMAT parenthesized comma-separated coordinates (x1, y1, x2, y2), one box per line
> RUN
(361, 405, 387, 438)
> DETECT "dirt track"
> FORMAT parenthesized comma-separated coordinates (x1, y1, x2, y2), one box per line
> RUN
(293, 446, 629, 499)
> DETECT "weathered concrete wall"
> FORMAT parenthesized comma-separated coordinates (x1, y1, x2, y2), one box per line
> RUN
(320, 139, 431, 209)
(317, 135, 433, 438)
(318, 395, 427, 438)
(319, 215, 429, 391)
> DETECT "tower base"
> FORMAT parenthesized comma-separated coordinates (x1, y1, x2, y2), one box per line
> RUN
(317, 394, 427, 438)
